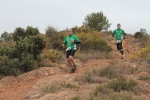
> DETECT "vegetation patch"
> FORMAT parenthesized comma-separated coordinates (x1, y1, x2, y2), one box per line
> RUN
(90, 90, 143, 100)
(75, 51, 113, 62)
(90, 83, 143, 100)
(44, 49, 60, 62)
(108, 76, 138, 92)
(138, 75, 150, 81)
(42, 81, 79, 94)
(75, 65, 118, 83)
(70, 96, 80, 100)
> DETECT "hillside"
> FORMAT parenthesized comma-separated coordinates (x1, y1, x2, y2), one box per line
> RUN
(0, 36, 150, 100)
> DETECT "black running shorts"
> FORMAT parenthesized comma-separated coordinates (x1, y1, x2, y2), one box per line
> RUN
(66, 50, 76, 58)
(116, 42, 123, 51)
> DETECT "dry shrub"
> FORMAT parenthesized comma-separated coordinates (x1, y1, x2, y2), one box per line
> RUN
(90, 86, 143, 100)
(120, 65, 142, 75)
(133, 82, 150, 96)
(43, 59, 55, 67)
(75, 72, 110, 84)
(97, 66, 118, 79)
(103, 63, 142, 75)
(138, 46, 150, 58)
(138, 74, 150, 81)
(56, 51, 67, 64)
(108, 76, 138, 92)
(76, 62, 141, 83)
(134, 31, 150, 47)
(128, 45, 150, 67)
(132, 85, 144, 95)
(76, 62, 144, 84)
(74, 51, 113, 62)
(42, 81, 79, 94)
(139, 35, 150, 47)
(75, 65, 118, 83)
(44, 49, 60, 62)
(41, 50, 67, 66)
(93, 84, 110, 96)
(42, 81, 62, 94)
(101, 31, 113, 41)
(134, 32, 143, 39)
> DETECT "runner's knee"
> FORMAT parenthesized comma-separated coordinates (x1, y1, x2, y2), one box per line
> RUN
(69, 56, 73, 59)
(67, 58, 71, 62)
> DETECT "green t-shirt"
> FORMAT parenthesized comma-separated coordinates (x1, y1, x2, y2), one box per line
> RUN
(112, 29, 125, 40)
(63, 34, 80, 50)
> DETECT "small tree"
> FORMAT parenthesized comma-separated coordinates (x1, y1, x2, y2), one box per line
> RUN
(13, 27, 26, 62)
(16, 26, 44, 72)
(83, 12, 111, 32)
(1, 31, 13, 42)
(0, 26, 44, 74)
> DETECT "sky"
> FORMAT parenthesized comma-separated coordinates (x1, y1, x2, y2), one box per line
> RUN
(0, 0, 150, 35)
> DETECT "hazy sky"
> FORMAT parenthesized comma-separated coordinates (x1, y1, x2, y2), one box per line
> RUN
(0, 0, 150, 35)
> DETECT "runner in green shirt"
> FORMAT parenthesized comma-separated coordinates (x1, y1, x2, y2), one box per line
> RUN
(112, 23, 126, 59)
(62, 28, 80, 73)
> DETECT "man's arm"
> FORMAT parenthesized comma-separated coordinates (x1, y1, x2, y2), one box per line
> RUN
(74, 36, 80, 44)
(62, 37, 67, 47)
(74, 40, 80, 44)
(63, 37, 67, 44)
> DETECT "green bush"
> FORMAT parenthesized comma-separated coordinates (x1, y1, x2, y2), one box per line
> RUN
(0, 42, 17, 58)
(0, 31, 13, 42)
(77, 33, 112, 52)
(0, 56, 19, 76)
(0, 26, 44, 76)
(19, 52, 34, 72)
(37, 57, 45, 68)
